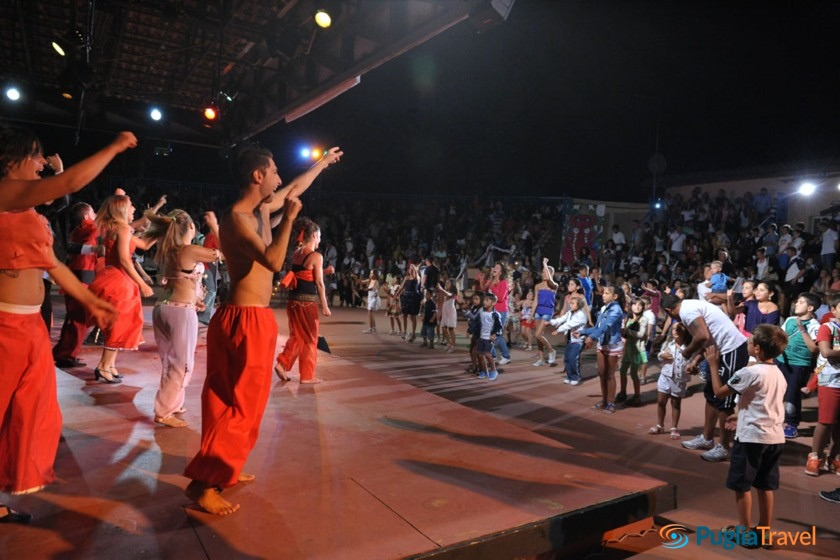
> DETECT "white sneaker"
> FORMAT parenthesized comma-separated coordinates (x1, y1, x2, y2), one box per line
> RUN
(681, 434, 715, 450)
(497, 357, 511, 365)
(569, 379, 580, 386)
(563, 378, 571, 384)
(700, 443, 730, 462)
(547, 350, 557, 364)
(532, 359, 545, 367)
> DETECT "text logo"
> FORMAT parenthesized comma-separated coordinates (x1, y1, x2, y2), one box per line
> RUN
(660, 524, 690, 549)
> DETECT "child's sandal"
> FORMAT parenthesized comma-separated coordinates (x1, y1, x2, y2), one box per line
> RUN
(648, 424, 663, 435)
(670, 428, 681, 439)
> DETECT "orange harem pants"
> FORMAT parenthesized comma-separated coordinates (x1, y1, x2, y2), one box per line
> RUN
(183, 305, 278, 489)
(0, 310, 62, 494)
(276, 299, 319, 382)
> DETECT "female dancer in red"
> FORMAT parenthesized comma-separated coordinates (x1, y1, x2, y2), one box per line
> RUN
(0, 126, 134, 523)
(275, 217, 331, 384)
(88, 195, 156, 382)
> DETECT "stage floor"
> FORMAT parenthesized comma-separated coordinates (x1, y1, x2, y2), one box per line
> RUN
(1, 302, 837, 559)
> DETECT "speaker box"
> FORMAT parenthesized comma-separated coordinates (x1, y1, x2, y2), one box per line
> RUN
(470, 0, 516, 31)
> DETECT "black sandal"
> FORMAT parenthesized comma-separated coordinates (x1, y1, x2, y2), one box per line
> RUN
(0, 505, 33, 524)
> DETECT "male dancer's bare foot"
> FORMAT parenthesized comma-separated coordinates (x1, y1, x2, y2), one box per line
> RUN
(185, 480, 240, 515)
(274, 363, 290, 382)
(237, 472, 256, 483)
(300, 377, 322, 384)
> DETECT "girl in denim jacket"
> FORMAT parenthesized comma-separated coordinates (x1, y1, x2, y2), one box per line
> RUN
(580, 285, 626, 413)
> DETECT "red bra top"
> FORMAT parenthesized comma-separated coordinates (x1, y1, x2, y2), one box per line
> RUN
(0, 208, 54, 270)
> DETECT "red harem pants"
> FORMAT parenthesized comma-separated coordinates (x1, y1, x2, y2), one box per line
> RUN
(183, 305, 278, 488)
(276, 299, 319, 382)
(0, 310, 62, 493)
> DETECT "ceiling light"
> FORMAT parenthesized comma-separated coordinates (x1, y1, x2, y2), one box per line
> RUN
(5, 87, 21, 101)
(314, 9, 332, 28)
(150, 107, 162, 121)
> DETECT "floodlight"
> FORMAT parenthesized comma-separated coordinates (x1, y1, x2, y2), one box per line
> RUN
(798, 182, 816, 196)
(5, 87, 21, 101)
(314, 9, 332, 28)
(150, 107, 163, 121)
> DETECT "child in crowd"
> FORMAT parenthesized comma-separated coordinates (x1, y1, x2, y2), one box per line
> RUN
(362, 270, 380, 334)
(775, 292, 820, 439)
(650, 323, 691, 439)
(705, 324, 788, 549)
(464, 292, 484, 374)
(386, 275, 403, 336)
(581, 284, 626, 413)
(437, 278, 460, 353)
(507, 290, 522, 348)
(476, 292, 503, 381)
(550, 294, 591, 385)
(617, 297, 649, 406)
(704, 260, 730, 309)
(640, 295, 658, 385)
(519, 289, 535, 350)
(806, 294, 840, 476)
(420, 288, 437, 349)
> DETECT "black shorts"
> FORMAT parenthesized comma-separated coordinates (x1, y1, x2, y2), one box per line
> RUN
(477, 338, 493, 354)
(726, 441, 783, 492)
(704, 342, 749, 411)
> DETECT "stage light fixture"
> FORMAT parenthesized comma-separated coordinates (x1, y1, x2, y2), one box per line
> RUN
(311, 149, 322, 159)
(798, 182, 816, 196)
(314, 9, 332, 28)
(150, 107, 163, 121)
(5, 87, 21, 101)
(300, 148, 311, 159)
(203, 106, 218, 120)
(51, 28, 86, 57)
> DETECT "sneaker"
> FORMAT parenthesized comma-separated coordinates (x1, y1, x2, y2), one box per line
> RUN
(614, 392, 627, 404)
(497, 357, 511, 365)
(477, 371, 488, 379)
(488, 370, 499, 381)
(701, 443, 730, 462)
(682, 434, 715, 450)
(547, 350, 557, 364)
(532, 359, 545, 367)
(784, 424, 799, 439)
(819, 488, 840, 504)
(362, 328, 374, 334)
(805, 452, 822, 477)
(569, 379, 580, 386)
(626, 395, 642, 407)
(563, 378, 571, 384)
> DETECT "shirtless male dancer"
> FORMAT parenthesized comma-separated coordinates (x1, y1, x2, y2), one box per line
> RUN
(183, 143, 342, 515)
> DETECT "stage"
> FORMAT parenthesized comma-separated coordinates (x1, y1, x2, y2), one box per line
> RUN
(1, 303, 836, 559)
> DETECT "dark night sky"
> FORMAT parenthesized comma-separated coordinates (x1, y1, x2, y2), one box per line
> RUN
(33, 0, 840, 202)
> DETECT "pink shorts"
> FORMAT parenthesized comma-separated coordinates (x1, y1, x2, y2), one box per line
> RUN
(818, 386, 840, 425)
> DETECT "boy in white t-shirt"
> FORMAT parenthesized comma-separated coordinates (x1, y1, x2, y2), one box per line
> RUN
(705, 324, 788, 549)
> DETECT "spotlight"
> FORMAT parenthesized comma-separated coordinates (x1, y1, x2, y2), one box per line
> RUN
(311, 149, 321, 159)
(798, 182, 816, 196)
(51, 28, 86, 57)
(5, 87, 21, 101)
(150, 107, 163, 121)
(203, 106, 218, 120)
(300, 148, 311, 159)
(314, 9, 332, 28)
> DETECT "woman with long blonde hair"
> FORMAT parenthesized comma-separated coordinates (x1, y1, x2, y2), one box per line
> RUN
(144, 210, 221, 427)
(88, 194, 156, 383)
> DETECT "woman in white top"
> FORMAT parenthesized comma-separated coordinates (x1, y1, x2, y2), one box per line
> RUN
(362, 270, 380, 334)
